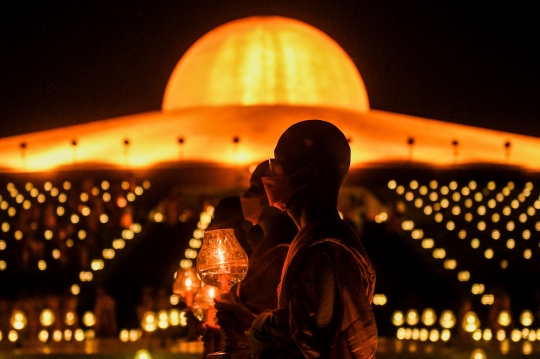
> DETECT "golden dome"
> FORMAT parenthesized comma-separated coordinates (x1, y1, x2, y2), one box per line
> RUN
(162, 16, 369, 113)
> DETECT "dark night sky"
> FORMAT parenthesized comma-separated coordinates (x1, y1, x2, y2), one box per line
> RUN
(1, 1, 538, 139)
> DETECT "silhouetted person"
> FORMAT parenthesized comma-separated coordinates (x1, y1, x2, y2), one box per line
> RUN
(487, 286, 513, 333)
(219, 120, 378, 358)
(534, 290, 540, 326)
(0, 299, 11, 334)
(137, 286, 155, 332)
(456, 297, 474, 340)
(94, 287, 117, 337)
(235, 160, 298, 314)
(44, 293, 62, 332)
(205, 162, 297, 356)
(206, 196, 253, 257)
(215, 161, 298, 354)
(62, 292, 79, 329)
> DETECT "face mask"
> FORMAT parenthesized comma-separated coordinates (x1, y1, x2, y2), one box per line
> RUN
(262, 176, 295, 211)
(240, 196, 265, 224)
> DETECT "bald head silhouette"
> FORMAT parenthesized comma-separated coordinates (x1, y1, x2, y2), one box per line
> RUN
(274, 120, 350, 187)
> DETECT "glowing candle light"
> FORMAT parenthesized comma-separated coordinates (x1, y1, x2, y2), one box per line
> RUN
(463, 311, 480, 332)
(196, 229, 248, 293)
(173, 268, 200, 308)
(217, 248, 230, 292)
(196, 229, 249, 356)
(40, 309, 55, 327)
(207, 287, 217, 326)
(10, 310, 27, 330)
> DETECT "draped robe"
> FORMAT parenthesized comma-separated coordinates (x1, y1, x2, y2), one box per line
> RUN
(249, 216, 377, 359)
(235, 243, 290, 314)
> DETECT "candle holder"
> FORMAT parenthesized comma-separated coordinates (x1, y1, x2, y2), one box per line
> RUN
(173, 268, 201, 308)
(194, 284, 222, 354)
(196, 229, 249, 359)
(193, 284, 220, 325)
(172, 269, 202, 342)
(197, 229, 249, 293)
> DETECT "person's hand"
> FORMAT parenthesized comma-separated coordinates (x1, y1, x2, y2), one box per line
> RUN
(214, 299, 256, 351)
(215, 299, 256, 333)
(201, 322, 223, 354)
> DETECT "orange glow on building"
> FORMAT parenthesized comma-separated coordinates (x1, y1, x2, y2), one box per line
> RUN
(1, 106, 540, 173)
(162, 16, 369, 113)
(0, 16, 539, 173)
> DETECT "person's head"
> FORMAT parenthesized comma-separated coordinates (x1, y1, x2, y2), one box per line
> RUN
(207, 196, 254, 255)
(208, 196, 245, 228)
(240, 161, 270, 225)
(263, 120, 350, 211)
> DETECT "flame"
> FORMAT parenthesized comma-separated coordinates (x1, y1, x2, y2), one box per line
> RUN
(217, 248, 225, 264)
(185, 277, 192, 289)
(209, 287, 215, 299)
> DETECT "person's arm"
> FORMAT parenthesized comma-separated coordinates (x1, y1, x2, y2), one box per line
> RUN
(247, 245, 340, 359)
(249, 243, 376, 359)
(249, 306, 296, 359)
(288, 247, 340, 358)
(290, 242, 377, 359)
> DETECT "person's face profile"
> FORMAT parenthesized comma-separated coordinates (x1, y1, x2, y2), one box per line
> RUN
(268, 153, 305, 178)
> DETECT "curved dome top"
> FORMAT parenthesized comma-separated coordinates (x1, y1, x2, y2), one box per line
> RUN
(162, 16, 369, 113)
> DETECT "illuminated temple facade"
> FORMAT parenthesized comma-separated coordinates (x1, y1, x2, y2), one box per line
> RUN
(0, 16, 539, 350)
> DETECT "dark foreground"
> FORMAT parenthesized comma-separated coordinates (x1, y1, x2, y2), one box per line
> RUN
(1, 337, 539, 359)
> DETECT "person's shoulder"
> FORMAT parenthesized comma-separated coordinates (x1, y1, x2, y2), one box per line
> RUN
(307, 238, 356, 260)
(310, 236, 357, 251)
(256, 243, 289, 260)
(309, 236, 370, 267)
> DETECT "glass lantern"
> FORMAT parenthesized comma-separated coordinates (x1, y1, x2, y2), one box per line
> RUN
(196, 229, 248, 293)
(173, 268, 201, 307)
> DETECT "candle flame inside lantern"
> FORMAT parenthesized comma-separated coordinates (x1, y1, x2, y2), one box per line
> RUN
(217, 248, 225, 263)
(196, 228, 249, 292)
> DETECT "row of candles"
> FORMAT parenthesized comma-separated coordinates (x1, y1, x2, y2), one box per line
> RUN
(1, 306, 195, 344)
(394, 328, 540, 356)
(1, 309, 97, 343)
(391, 308, 536, 328)
(4, 305, 535, 343)
(1, 205, 247, 351)
(395, 325, 540, 342)
(0, 328, 94, 344)
(390, 178, 540, 325)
